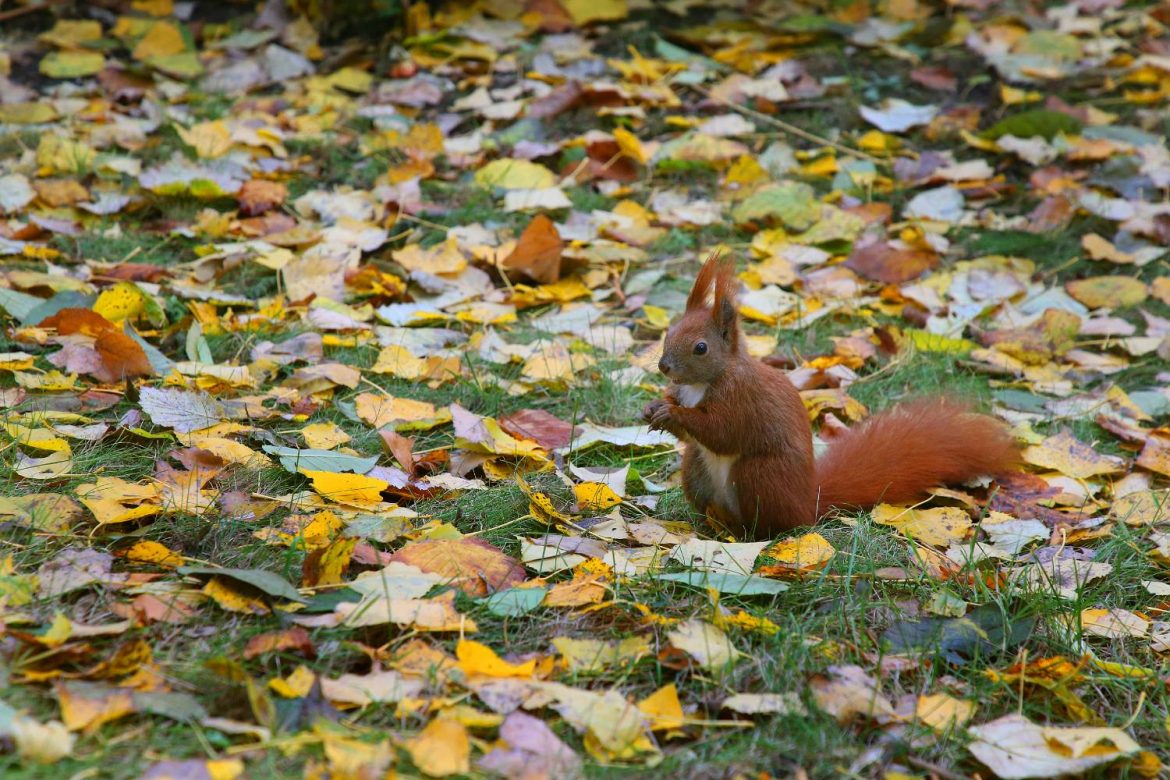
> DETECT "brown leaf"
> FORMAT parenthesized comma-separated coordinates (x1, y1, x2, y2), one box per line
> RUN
(389, 537, 526, 597)
(1026, 195, 1075, 233)
(844, 240, 938, 283)
(502, 214, 564, 284)
(499, 409, 574, 450)
(34, 178, 90, 207)
(39, 308, 116, 337)
(527, 80, 583, 119)
(244, 627, 316, 660)
(909, 65, 957, 91)
(1137, 432, 1170, 478)
(100, 263, 171, 283)
(525, 0, 576, 33)
(115, 593, 198, 624)
(237, 179, 288, 216)
(93, 331, 153, 383)
(379, 429, 416, 472)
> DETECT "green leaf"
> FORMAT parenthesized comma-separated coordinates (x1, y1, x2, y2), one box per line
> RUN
(132, 691, 208, 722)
(731, 182, 820, 230)
(178, 566, 305, 603)
(982, 109, 1083, 141)
(881, 604, 1034, 664)
(483, 586, 548, 617)
(261, 445, 379, 474)
(40, 51, 105, 79)
(24, 291, 95, 327)
(0, 288, 44, 323)
(300, 588, 361, 614)
(125, 324, 175, 375)
(655, 571, 790, 596)
(905, 329, 977, 355)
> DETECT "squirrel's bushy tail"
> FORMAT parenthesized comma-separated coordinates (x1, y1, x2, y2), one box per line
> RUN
(813, 398, 1018, 515)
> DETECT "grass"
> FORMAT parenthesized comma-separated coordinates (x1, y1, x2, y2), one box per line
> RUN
(4, 3, 1170, 778)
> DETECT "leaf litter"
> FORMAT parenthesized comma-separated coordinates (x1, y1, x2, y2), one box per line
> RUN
(1, 0, 1170, 777)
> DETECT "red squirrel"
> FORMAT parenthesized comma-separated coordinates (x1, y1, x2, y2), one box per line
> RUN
(642, 254, 1019, 539)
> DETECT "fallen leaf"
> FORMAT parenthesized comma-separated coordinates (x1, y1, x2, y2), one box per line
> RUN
(501, 214, 563, 284)
(389, 537, 525, 597)
(967, 714, 1140, 779)
(666, 619, 739, 670)
(404, 717, 471, 777)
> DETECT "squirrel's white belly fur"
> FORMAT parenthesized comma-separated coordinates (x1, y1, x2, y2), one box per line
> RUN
(674, 383, 738, 512)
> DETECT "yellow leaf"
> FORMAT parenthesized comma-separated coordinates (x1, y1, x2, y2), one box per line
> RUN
(638, 683, 685, 731)
(455, 639, 536, 678)
(725, 154, 769, 185)
(269, 665, 315, 698)
(125, 541, 182, 568)
(327, 66, 372, 93)
(187, 436, 268, 468)
(871, 504, 972, 546)
(132, 0, 175, 15)
(1080, 608, 1150, 639)
(39, 19, 103, 48)
(1065, 276, 1147, 309)
(552, 636, 651, 672)
(203, 577, 269, 614)
(915, 692, 976, 731)
(40, 613, 74, 649)
(764, 532, 836, 570)
(80, 497, 161, 526)
(57, 683, 135, 732)
(0, 103, 58, 124)
(40, 51, 105, 79)
(353, 392, 449, 429)
(132, 21, 187, 61)
(16, 450, 73, 481)
(999, 84, 1043, 105)
(560, 0, 628, 25)
(371, 345, 462, 382)
(177, 120, 233, 159)
(574, 482, 622, 511)
(304, 537, 357, 587)
(857, 129, 901, 152)
(301, 422, 351, 450)
(392, 238, 467, 275)
(403, 717, 470, 777)
(642, 304, 671, 330)
(666, 619, 739, 669)
(613, 127, 648, 164)
(905, 329, 977, 354)
(92, 282, 147, 324)
(302, 470, 389, 506)
(474, 159, 557, 190)
(1022, 432, 1126, 479)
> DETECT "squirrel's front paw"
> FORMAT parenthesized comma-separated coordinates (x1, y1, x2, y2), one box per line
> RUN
(643, 399, 676, 431)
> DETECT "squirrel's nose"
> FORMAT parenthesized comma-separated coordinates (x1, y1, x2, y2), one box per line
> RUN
(658, 358, 670, 375)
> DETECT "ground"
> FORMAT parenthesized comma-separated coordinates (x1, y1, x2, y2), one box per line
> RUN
(1, 1, 1170, 778)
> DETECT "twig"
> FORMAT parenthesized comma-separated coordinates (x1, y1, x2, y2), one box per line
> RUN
(0, 1, 57, 23)
(689, 85, 884, 165)
(904, 755, 969, 780)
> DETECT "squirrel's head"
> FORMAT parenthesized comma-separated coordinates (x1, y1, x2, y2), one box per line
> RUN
(657, 252, 742, 385)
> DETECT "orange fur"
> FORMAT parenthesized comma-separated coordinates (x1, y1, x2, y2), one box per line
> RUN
(813, 398, 1021, 515)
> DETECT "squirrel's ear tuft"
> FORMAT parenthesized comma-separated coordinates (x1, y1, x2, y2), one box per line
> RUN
(686, 251, 722, 311)
(711, 254, 739, 346)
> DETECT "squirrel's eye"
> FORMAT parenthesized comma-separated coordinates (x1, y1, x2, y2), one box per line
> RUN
(693, 341, 708, 355)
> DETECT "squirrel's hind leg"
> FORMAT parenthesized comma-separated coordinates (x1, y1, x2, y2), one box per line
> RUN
(733, 456, 817, 538)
